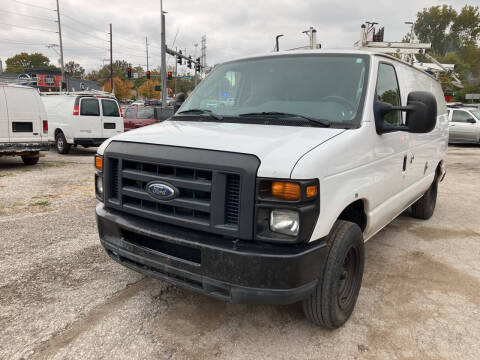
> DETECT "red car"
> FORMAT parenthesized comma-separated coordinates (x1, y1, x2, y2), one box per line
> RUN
(123, 106, 158, 131)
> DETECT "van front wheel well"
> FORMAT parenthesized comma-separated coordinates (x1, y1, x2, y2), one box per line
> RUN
(338, 200, 367, 232)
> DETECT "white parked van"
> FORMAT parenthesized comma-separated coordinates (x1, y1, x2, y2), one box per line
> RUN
(41, 92, 123, 154)
(0, 84, 49, 165)
(94, 50, 448, 328)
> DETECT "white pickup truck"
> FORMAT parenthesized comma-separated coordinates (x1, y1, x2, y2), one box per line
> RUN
(94, 50, 448, 328)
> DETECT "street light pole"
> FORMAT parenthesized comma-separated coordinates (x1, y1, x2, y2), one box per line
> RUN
(55, 0, 65, 92)
(275, 34, 284, 52)
(160, 0, 167, 108)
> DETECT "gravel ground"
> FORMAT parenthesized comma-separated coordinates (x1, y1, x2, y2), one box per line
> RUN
(0, 145, 479, 360)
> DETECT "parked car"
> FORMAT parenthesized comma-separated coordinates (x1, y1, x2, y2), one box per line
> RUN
(131, 100, 145, 106)
(124, 106, 156, 131)
(94, 50, 448, 328)
(0, 84, 49, 165)
(448, 107, 480, 144)
(41, 92, 124, 154)
(144, 99, 161, 106)
(124, 106, 175, 131)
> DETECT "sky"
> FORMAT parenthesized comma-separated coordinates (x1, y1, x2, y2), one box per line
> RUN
(0, 0, 474, 73)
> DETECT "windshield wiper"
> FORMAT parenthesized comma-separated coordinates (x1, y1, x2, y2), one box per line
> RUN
(176, 108, 223, 120)
(238, 112, 330, 127)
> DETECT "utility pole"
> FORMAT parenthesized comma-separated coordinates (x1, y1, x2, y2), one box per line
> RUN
(55, 0, 65, 92)
(160, 0, 167, 109)
(109, 24, 113, 94)
(194, 43, 198, 87)
(174, 47, 177, 95)
(146, 36, 150, 98)
(201, 35, 206, 72)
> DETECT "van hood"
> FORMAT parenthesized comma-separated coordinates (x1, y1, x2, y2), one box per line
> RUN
(99, 120, 345, 178)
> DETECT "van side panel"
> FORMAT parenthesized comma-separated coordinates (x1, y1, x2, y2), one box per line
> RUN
(0, 88, 9, 142)
(291, 55, 448, 242)
(42, 96, 76, 143)
(5, 87, 42, 143)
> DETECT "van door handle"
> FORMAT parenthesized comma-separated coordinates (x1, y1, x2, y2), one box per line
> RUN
(403, 155, 407, 171)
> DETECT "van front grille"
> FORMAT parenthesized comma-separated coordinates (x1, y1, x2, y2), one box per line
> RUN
(102, 142, 260, 240)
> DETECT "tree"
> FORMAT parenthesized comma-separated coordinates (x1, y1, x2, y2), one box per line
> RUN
(414, 5, 457, 56)
(138, 79, 161, 99)
(103, 77, 133, 99)
(450, 6, 480, 48)
(64, 61, 85, 78)
(5, 52, 58, 73)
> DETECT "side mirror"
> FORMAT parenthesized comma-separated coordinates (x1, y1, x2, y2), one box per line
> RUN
(467, 118, 476, 124)
(374, 91, 437, 134)
(174, 93, 185, 113)
(405, 91, 437, 133)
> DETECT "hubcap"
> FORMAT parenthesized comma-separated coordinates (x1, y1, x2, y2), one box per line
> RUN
(337, 245, 361, 311)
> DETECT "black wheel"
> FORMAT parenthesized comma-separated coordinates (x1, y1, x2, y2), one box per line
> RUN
(55, 132, 71, 154)
(21, 152, 39, 165)
(302, 220, 364, 329)
(411, 178, 437, 220)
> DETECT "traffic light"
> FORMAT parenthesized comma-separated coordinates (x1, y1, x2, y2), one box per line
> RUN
(177, 50, 183, 65)
(167, 71, 173, 80)
(127, 68, 132, 78)
(187, 56, 192, 69)
(195, 57, 201, 72)
(146, 71, 151, 80)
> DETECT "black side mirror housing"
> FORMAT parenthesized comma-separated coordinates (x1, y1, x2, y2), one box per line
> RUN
(374, 91, 437, 134)
(174, 93, 185, 113)
(467, 118, 476, 124)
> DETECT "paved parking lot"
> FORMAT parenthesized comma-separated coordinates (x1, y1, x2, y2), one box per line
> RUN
(1, 146, 479, 360)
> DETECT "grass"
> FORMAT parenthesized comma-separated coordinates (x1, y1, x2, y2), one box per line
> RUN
(30, 201, 50, 207)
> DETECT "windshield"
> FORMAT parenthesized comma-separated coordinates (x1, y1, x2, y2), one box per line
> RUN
(471, 110, 480, 120)
(178, 54, 369, 126)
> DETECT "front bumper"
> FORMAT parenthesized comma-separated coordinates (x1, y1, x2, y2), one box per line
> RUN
(0, 142, 50, 154)
(96, 203, 328, 304)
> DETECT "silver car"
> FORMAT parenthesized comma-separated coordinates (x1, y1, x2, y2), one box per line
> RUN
(448, 107, 480, 144)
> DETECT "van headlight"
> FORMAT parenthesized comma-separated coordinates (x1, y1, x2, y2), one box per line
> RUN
(95, 172, 104, 201)
(270, 209, 299, 236)
(255, 178, 319, 244)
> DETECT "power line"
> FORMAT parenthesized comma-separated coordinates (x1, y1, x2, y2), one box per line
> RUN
(0, 22, 57, 33)
(61, 23, 109, 43)
(0, 9, 56, 22)
(11, 0, 56, 11)
(61, 13, 109, 35)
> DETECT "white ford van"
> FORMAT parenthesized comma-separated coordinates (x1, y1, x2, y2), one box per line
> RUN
(0, 84, 49, 165)
(41, 93, 123, 154)
(94, 50, 448, 328)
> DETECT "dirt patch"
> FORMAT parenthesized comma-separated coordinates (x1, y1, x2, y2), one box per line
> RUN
(407, 226, 480, 241)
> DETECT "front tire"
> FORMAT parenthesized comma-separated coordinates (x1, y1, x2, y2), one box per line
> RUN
(55, 132, 71, 154)
(411, 178, 437, 220)
(302, 220, 364, 329)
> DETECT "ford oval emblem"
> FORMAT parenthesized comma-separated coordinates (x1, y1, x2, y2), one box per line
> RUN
(146, 181, 178, 201)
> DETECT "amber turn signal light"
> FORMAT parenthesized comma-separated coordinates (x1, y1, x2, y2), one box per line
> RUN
(95, 155, 103, 171)
(271, 181, 301, 201)
(306, 185, 318, 198)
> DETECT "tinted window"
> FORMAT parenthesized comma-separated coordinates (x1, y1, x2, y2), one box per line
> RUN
(80, 98, 100, 116)
(179, 55, 369, 126)
(376, 63, 402, 126)
(451, 110, 473, 123)
(136, 107, 154, 119)
(102, 99, 120, 117)
(124, 107, 135, 119)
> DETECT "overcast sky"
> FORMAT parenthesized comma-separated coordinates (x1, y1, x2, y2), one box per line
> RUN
(0, 0, 473, 73)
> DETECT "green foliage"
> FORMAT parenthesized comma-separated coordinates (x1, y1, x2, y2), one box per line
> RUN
(414, 5, 457, 56)
(64, 61, 85, 78)
(5, 52, 59, 73)
(412, 5, 480, 90)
